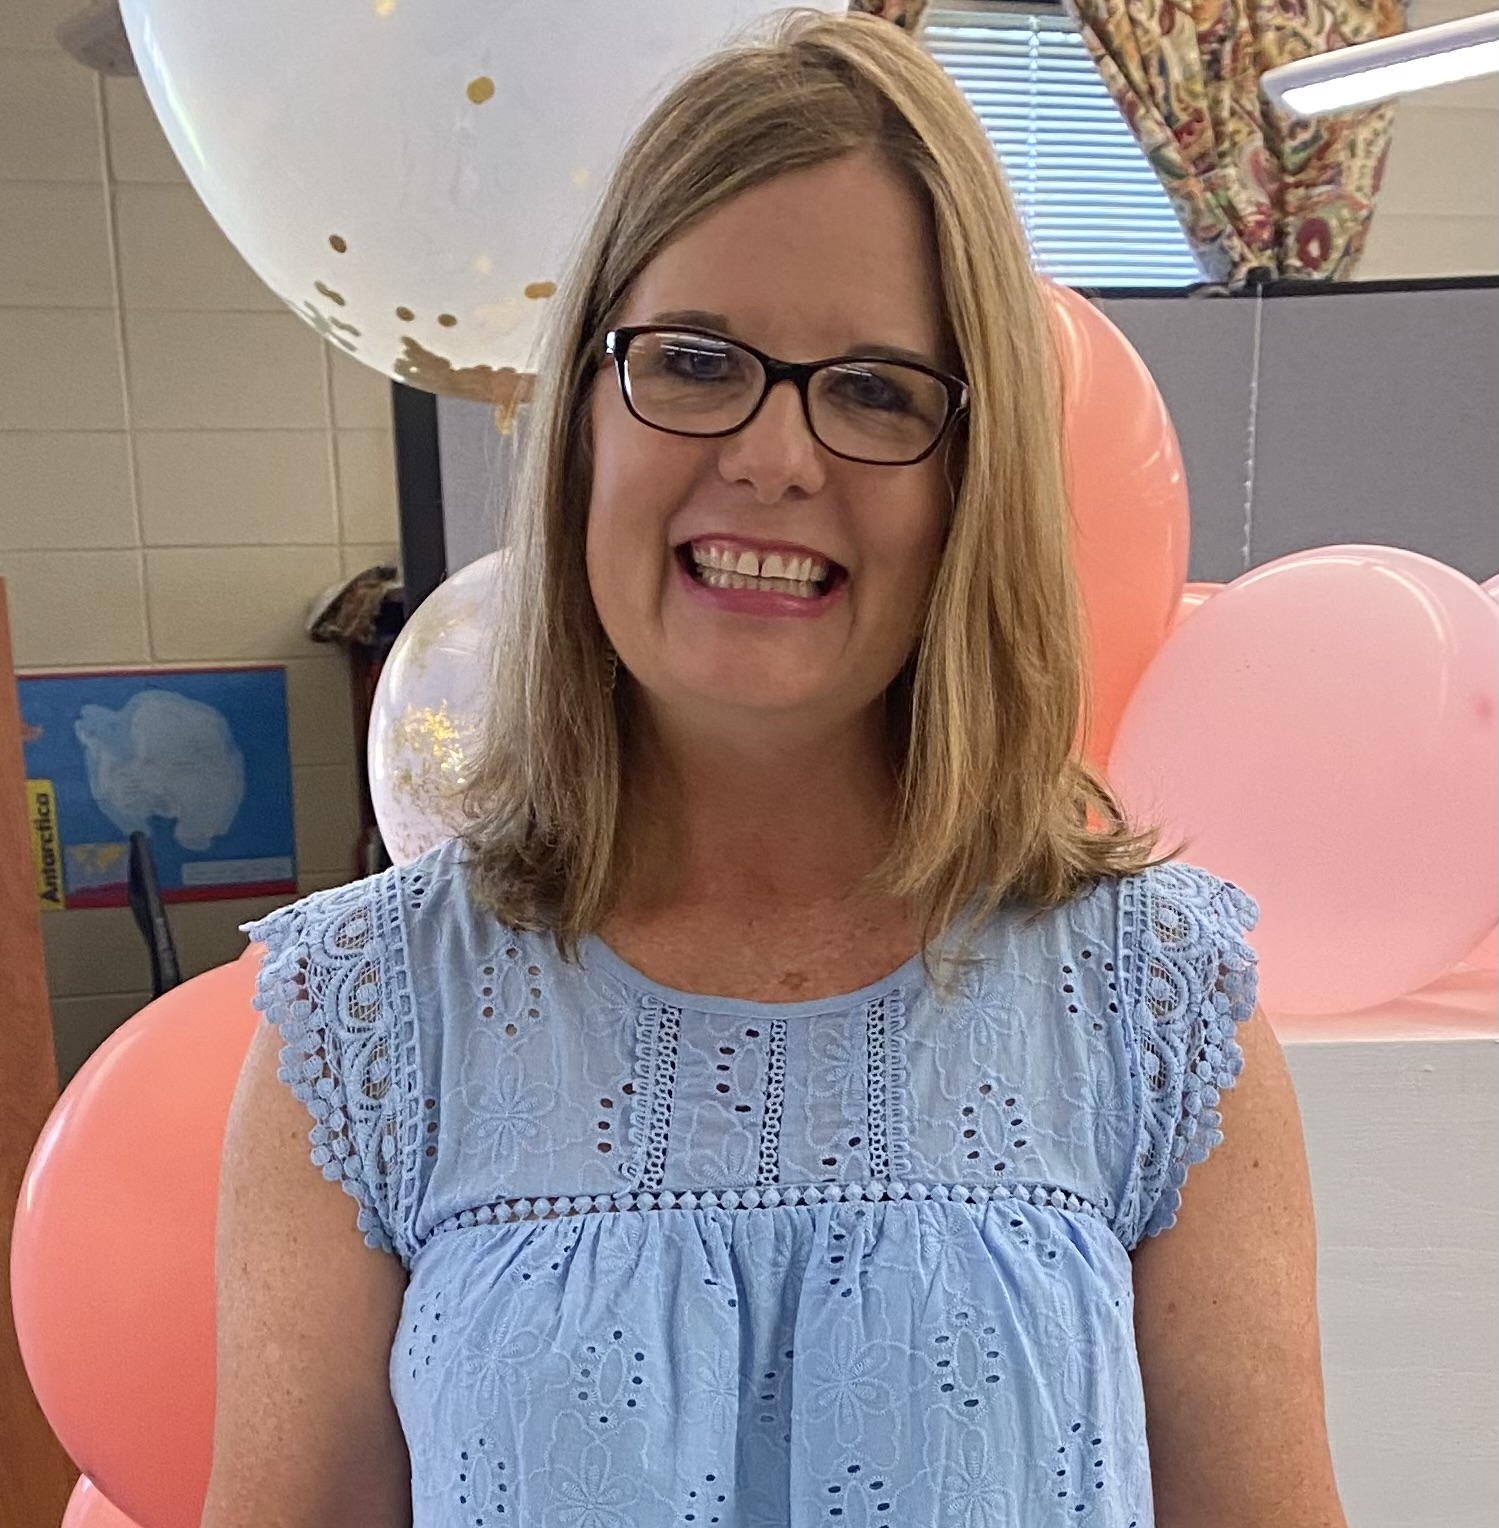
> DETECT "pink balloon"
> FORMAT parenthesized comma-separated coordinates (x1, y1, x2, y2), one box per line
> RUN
(1043, 283, 1191, 765)
(1463, 572, 1499, 972)
(1108, 545, 1499, 1015)
(1174, 581, 1225, 627)
(1461, 924, 1499, 971)
(11, 961, 261, 1528)
(62, 1477, 145, 1528)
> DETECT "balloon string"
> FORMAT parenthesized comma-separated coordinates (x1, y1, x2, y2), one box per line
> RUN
(1240, 282, 1265, 573)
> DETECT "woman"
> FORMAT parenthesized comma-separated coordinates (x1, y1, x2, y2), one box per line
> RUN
(206, 10, 1345, 1526)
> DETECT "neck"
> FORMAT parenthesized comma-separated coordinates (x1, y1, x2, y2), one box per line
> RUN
(616, 699, 902, 917)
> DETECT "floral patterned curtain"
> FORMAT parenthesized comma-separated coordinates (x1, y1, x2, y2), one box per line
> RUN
(847, 0, 932, 33)
(1064, 0, 1406, 283)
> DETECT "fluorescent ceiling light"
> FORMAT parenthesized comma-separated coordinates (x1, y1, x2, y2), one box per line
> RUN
(1261, 11, 1499, 117)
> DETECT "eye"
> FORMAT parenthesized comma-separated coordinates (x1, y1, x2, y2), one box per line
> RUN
(826, 363, 918, 414)
(656, 337, 741, 383)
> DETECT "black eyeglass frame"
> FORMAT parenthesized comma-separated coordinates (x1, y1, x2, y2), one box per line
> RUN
(602, 324, 970, 466)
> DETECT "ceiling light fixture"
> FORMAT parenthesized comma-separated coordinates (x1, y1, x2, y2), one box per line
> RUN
(1261, 11, 1499, 118)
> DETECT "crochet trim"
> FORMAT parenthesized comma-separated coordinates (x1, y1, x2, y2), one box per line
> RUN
(1118, 862, 1260, 1247)
(243, 869, 418, 1265)
(623, 996, 681, 1192)
(423, 1176, 1108, 1240)
(864, 991, 914, 1181)
(757, 1017, 788, 1185)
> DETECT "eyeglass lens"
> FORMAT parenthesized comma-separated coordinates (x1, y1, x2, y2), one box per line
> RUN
(622, 330, 951, 464)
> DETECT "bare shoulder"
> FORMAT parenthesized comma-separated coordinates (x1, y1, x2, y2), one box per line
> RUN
(202, 1016, 413, 1528)
(1130, 1007, 1348, 1528)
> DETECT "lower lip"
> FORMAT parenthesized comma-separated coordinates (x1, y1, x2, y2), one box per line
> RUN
(674, 553, 847, 619)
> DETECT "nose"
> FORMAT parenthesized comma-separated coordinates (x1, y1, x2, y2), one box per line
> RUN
(715, 377, 827, 504)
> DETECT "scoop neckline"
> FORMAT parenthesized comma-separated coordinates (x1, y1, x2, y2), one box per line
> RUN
(579, 930, 932, 1018)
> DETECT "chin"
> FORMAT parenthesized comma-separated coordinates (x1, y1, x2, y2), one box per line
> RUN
(687, 679, 890, 746)
(690, 677, 826, 717)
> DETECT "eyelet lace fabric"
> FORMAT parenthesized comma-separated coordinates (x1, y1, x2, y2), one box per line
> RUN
(244, 840, 1258, 1526)
(243, 867, 424, 1263)
(1115, 861, 1261, 1247)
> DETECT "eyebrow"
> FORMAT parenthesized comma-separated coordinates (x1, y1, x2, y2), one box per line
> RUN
(643, 309, 942, 370)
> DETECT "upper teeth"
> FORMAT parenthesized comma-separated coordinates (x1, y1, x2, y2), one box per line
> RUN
(689, 543, 829, 583)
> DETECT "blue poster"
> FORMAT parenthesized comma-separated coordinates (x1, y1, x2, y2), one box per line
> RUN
(19, 665, 297, 910)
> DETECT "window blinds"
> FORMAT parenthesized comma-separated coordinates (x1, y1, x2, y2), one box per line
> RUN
(924, 4, 1203, 286)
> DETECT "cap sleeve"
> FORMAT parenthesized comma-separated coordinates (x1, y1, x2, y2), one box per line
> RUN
(1115, 860, 1261, 1250)
(242, 867, 417, 1266)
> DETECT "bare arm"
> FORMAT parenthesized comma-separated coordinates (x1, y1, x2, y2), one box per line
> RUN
(1131, 1006, 1346, 1528)
(201, 1017, 413, 1528)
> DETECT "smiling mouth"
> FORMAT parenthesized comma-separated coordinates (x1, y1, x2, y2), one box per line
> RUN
(674, 543, 846, 598)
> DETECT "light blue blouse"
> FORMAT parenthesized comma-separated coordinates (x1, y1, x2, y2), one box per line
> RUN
(245, 838, 1259, 1527)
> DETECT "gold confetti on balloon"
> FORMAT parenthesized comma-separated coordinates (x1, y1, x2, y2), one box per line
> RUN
(328, 234, 348, 254)
(466, 76, 496, 105)
(523, 280, 556, 300)
(374, 0, 396, 16)
(437, 312, 459, 327)
(395, 304, 415, 322)
(315, 279, 347, 306)
(394, 338, 536, 407)
(571, 166, 593, 188)
(473, 254, 493, 276)
(369, 550, 509, 862)
(392, 701, 468, 777)
(385, 702, 477, 844)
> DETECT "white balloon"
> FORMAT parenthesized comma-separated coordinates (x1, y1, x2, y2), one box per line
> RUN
(368, 553, 508, 864)
(118, 0, 842, 399)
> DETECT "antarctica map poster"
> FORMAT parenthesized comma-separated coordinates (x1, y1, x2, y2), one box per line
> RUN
(19, 665, 297, 911)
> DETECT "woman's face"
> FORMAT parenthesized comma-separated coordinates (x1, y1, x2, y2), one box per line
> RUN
(585, 149, 955, 742)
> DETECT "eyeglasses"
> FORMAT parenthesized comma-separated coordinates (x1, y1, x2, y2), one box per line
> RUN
(602, 325, 969, 466)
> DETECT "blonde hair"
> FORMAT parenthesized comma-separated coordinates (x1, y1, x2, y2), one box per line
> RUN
(460, 7, 1180, 987)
